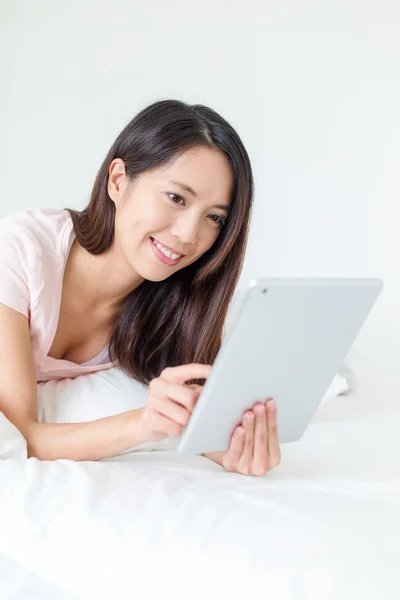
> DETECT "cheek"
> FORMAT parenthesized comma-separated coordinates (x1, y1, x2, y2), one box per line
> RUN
(116, 203, 169, 250)
(203, 225, 221, 247)
(190, 230, 220, 261)
(117, 195, 150, 228)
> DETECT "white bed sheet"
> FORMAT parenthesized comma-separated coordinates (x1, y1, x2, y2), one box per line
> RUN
(0, 366, 399, 600)
(0, 552, 78, 600)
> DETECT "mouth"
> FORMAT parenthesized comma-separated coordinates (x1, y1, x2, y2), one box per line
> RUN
(149, 237, 184, 266)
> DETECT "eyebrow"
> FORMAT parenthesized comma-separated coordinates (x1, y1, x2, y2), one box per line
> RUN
(169, 179, 231, 212)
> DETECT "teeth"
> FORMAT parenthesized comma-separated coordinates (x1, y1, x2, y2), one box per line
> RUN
(153, 239, 182, 260)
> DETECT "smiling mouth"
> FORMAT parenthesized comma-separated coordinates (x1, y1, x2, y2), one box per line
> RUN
(151, 237, 184, 258)
(150, 237, 184, 265)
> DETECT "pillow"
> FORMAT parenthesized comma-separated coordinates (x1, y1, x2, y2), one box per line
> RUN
(0, 365, 351, 460)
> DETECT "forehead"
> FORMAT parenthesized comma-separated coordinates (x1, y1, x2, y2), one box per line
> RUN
(154, 146, 234, 204)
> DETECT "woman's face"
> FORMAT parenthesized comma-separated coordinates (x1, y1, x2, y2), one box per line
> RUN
(108, 146, 234, 282)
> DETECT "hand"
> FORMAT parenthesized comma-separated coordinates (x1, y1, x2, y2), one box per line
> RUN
(205, 399, 281, 476)
(139, 363, 212, 443)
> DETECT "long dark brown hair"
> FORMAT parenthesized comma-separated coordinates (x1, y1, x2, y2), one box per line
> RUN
(67, 99, 254, 386)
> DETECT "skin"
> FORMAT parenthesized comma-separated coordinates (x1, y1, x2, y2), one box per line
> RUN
(48, 146, 235, 362)
(66, 146, 234, 302)
(220, 400, 281, 476)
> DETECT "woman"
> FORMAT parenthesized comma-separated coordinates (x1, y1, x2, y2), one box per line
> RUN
(0, 99, 280, 475)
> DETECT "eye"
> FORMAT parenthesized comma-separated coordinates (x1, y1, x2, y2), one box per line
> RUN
(167, 193, 185, 205)
(167, 193, 226, 227)
(208, 214, 227, 227)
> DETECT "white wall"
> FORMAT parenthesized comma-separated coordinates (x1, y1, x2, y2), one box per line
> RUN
(1, 0, 399, 372)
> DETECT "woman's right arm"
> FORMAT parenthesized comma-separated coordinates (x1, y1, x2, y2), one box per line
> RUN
(0, 303, 212, 461)
(0, 303, 148, 461)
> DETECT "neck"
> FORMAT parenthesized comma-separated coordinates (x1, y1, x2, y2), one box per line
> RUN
(64, 240, 145, 311)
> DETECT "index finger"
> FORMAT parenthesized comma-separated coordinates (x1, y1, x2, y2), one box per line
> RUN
(160, 363, 213, 385)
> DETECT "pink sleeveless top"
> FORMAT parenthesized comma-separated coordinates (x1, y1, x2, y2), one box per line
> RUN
(0, 208, 116, 382)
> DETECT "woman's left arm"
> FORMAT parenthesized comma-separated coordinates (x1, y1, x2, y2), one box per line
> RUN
(203, 399, 281, 476)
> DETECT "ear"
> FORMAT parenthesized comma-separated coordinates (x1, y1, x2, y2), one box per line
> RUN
(107, 158, 128, 205)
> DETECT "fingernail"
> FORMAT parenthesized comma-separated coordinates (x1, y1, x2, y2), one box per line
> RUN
(267, 399, 277, 410)
(255, 405, 265, 416)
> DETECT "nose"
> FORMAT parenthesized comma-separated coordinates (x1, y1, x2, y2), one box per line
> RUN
(170, 211, 200, 246)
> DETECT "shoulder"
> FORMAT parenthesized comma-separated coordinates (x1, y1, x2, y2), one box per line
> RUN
(0, 208, 73, 260)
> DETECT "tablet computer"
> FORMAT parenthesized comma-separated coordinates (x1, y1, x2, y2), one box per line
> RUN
(178, 277, 383, 455)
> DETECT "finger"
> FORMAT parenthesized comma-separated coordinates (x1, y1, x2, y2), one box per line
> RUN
(223, 426, 245, 472)
(237, 411, 254, 474)
(150, 378, 198, 412)
(152, 413, 183, 437)
(151, 395, 191, 427)
(266, 399, 281, 468)
(186, 384, 204, 400)
(253, 403, 269, 475)
(160, 363, 213, 385)
(186, 383, 203, 394)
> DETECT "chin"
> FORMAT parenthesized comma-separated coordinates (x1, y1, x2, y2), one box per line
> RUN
(135, 264, 179, 283)
(144, 272, 172, 283)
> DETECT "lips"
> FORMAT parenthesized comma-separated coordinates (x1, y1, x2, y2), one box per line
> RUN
(151, 237, 184, 257)
(149, 237, 184, 266)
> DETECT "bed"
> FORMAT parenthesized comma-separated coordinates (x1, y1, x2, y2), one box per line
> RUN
(0, 363, 399, 600)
